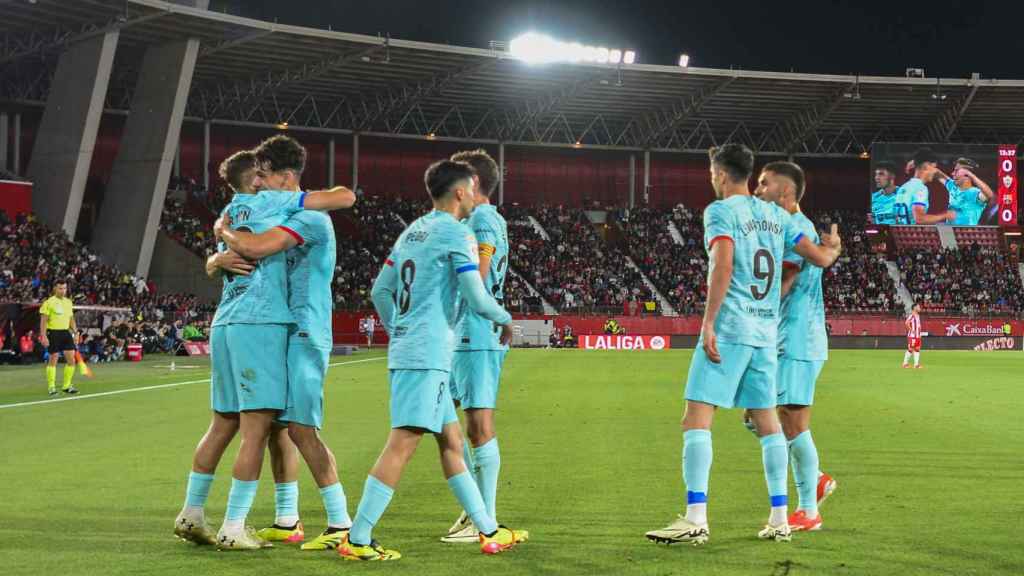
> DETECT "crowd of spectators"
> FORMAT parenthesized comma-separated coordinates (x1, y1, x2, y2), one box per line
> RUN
(899, 244, 1023, 316)
(0, 211, 215, 360)
(160, 197, 217, 257)
(813, 210, 901, 314)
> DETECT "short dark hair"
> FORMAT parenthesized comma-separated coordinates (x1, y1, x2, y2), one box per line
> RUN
(955, 157, 979, 170)
(763, 161, 806, 201)
(256, 135, 306, 175)
(218, 150, 257, 191)
(913, 301, 922, 308)
(424, 160, 476, 200)
(912, 147, 937, 167)
(709, 144, 754, 183)
(875, 161, 898, 176)
(450, 148, 499, 197)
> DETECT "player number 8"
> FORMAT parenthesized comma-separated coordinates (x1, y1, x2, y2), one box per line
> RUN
(398, 260, 416, 315)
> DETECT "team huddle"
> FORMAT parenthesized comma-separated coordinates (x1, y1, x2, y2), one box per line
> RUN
(172, 135, 523, 560)
(172, 138, 851, 559)
(871, 148, 994, 226)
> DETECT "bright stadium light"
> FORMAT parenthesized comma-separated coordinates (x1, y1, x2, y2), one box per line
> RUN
(678, 53, 690, 68)
(511, 32, 635, 65)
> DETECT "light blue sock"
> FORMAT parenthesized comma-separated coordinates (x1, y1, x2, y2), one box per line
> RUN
(760, 433, 789, 511)
(789, 430, 820, 516)
(472, 438, 501, 520)
(274, 481, 299, 526)
(682, 429, 712, 499)
(225, 478, 260, 522)
(349, 476, 394, 545)
(447, 471, 497, 535)
(320, 482, 352, 529)
(184, 471, 214, 509)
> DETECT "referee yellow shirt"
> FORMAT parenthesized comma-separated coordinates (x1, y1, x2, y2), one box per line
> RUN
(40, 296, 74, 330)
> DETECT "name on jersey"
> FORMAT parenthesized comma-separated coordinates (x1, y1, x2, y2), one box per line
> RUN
(405, 230, 430, 243)
(739, 218, 783, 237)
(743, 305, 776, 319)
(224, 284, 248, 300)
(232, 207, 252, 223)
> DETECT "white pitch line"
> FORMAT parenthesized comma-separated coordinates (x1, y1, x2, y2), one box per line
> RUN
(0, 356, 386, 410)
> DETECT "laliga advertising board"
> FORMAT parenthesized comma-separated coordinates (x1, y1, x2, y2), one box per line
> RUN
(578, 335, 671, 350)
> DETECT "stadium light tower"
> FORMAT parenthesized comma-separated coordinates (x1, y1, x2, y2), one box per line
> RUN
(510, 32, 636, 66)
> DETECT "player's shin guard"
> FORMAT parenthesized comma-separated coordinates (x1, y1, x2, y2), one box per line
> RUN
(320, 483, 352, 529)
(682, 429, 712, 525)
(472, 438, 500, 520)
(184, 471, 215, 511)
(788, 430, 819, 517)
(760, 433, 789, 525)
(447, 471, 497, 535)
(349, 476, 393, 545)
(225, 479, 260, 529)
(274, 481, 299, 527)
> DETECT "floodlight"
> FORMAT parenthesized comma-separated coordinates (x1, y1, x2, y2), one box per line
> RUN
(609, 49, 622, 64)
(678, 54, 690, 67)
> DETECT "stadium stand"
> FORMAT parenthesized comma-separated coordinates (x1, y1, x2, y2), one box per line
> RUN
(899, 244, 1023, 315)
(813, 211, 902, 314)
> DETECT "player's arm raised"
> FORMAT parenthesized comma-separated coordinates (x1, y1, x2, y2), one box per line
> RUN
(962, 168, 995, 201)
(301, 185, 357, 211)
(701, 236, 733, 364)
(370, 258, 398, 336)
(793, 224, 842, 268)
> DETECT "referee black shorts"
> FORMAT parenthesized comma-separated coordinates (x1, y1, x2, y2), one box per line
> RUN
(47, 329, 76, 354)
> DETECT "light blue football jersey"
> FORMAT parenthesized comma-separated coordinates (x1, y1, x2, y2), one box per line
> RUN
(779, 211, 828, 361)
(946, 180, 987, 226)
(702, 195, 803, 349)
(871, 189, 898, 225)
(893, 178, 929, 224)
(212, 190, 307, 327)
(454, 204, 509, 351)
(383, 210, 481, 371)
(281, 210, 337, 350)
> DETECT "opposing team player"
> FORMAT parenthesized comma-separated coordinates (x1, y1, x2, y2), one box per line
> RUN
(441, 149, 521, 543)
(751, 161, 837, 532)
(339, 160, 524, 560)
(645, 144, 841, 546)
(937, 158, 994, 226)
(213, 137, 357, 551)
(173, 143, 354, 551)
(903, 302, 923, 369)
(892, 148, 955, 225)
(870, 161, 899, 225)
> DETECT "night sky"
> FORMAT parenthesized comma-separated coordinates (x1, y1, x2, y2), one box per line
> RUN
(207, 0, 1024, 78)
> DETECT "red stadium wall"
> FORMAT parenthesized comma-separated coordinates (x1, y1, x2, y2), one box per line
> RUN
(330, 313, 1021, 344)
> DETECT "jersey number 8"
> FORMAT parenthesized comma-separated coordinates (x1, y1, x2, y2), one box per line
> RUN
(398, 260, 416, 315)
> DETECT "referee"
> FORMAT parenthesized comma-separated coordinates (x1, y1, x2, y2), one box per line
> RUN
(39, 280, 79, 396)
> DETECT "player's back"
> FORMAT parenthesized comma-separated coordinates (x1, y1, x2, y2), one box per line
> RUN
(213, 190, 305, 327)
(893, 178, 928, 225)
(703, 195, 797, 349)
(455, 204, 509, 351)
(779, 211, 827, 361)
(284, 210, 336, 349)
(385, 210, 475, 371)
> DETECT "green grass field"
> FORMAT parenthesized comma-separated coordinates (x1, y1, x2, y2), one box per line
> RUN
(1, 349, 1022, 576)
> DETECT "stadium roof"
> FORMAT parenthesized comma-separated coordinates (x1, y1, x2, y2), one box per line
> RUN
(4, 0, 1024, 157)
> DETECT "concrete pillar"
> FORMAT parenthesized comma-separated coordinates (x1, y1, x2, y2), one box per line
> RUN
(352, 133, 359, 191)
(173, 141, 181, 179)
(643, 150, 651, 205)
(12, 113, 20, 173)
(498, 143, 505, 206)
(327, 136, 335, 187)
(27, 31, 118, 236)
(628, 153, 636, 208)
(0, 113, 8, 171)
(92, 39, 200, 278)
(202, 120, 211, 190)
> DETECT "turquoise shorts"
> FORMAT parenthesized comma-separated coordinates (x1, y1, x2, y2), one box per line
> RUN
(389, 369, 458, 434)
(685, 341, 778, 409)
(449, 349, 507, 410)
(210, 324, 288, 413)
(278, 337, 331, 429)
(776, 357, 825, 407)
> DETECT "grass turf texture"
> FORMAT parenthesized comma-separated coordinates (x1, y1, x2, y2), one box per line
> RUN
(1, 349, 1021, 575)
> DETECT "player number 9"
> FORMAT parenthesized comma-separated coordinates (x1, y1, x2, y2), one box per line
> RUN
(749, 248, 775, 301)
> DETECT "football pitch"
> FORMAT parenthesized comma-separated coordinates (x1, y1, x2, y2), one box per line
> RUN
(1, 349, 1021, 576)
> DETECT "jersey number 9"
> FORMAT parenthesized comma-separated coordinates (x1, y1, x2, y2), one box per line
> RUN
(749, 248, 775, 301)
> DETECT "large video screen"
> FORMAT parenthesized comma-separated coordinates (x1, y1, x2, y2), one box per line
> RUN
(869, 143, 1018, 226)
